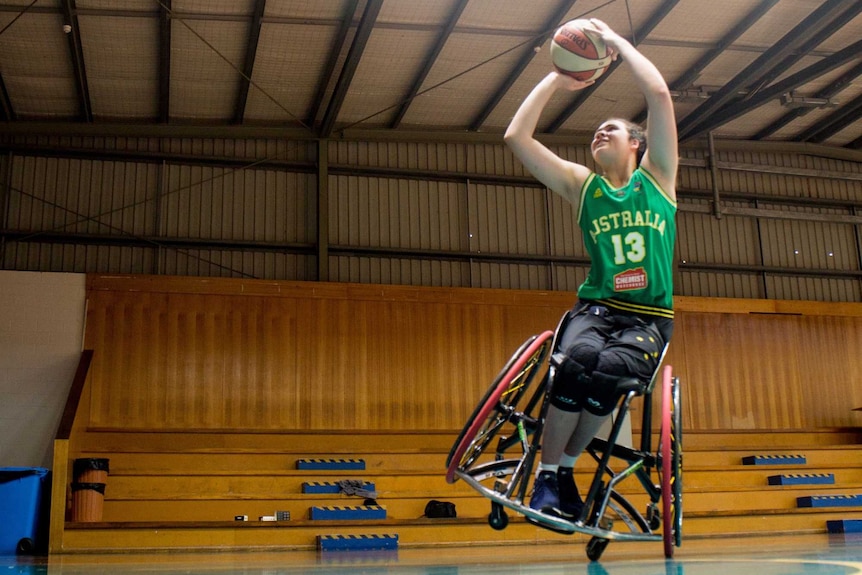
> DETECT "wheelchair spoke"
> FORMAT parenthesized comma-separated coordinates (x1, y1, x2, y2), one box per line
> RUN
(445, 331, 552, 484)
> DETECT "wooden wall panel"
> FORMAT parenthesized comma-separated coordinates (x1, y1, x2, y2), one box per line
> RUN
(796, 315, 862, 428)
(674, 313, 806, 430)
(83, 277, 570, 431)
(86, 291, 302, 429)
(82, 276, 862, 433)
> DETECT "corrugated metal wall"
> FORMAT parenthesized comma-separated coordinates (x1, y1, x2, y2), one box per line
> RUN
(1, 134, 860, 301)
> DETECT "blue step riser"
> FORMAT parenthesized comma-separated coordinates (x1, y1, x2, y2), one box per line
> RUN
(310, 506, 387, 520)
(297, 459, 366, 471)
(742, 455, 807, 466)
(318, 534, 398, 551)
(827, 520, 862, 534)
(768, 474, 834, 486)
(797, 495, 862, 508)
(303, 482, 376, 494)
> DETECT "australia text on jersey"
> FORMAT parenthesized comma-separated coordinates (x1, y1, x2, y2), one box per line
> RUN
(588, 209, 667, 244)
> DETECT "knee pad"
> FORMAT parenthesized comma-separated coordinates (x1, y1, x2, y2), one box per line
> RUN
(549, 355, 587, 412)
(565, 342, 600, 374)
(593, 351, 630, 381)
(594, 341, 659, 384)
(549, 368, 622, 416)
(579, 371, 623, 416)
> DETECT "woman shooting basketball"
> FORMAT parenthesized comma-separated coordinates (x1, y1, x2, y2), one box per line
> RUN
(504, 18, 678, 519)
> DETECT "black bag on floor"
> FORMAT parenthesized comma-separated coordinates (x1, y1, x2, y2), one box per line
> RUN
(424, 499, 456, 518)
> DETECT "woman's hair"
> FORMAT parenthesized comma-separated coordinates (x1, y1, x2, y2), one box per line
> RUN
(601, 118, 646, 165)
(620, 118, 646, 165)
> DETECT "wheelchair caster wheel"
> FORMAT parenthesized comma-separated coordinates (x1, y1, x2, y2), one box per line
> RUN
(488, 503, 509, 530)
(586, 536, 610, 561)
(647, 503, 661, 530)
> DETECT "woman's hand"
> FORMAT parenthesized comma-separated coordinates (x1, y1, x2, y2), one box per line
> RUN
(549, 70, 595, 92)
(579, 19, 678, 198)
(584, 18, 627, 62)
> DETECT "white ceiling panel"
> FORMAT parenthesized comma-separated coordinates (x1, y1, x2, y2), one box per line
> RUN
(0, 0, 857, 148)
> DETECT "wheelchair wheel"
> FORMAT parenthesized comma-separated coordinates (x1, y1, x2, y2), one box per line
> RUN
(671, 374, 683, 547)
(660, 365, 682, 558)
(586, 536, 610, 562)
(607, 489, 651, 534)
(445, 331, 550, 470)
(582, 489, 649, 561)
(488, 502, 509, 530)
(445, 330, 553, 484)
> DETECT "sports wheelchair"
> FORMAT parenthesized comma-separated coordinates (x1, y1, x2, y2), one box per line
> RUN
(445, 311, 682, 561)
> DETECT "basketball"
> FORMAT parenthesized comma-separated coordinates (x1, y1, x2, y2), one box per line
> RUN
(550, 19, 612, 82)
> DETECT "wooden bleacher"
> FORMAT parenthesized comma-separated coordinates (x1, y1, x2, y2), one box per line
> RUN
(49, 275, 862, 553)
(55, 427, 862, 552)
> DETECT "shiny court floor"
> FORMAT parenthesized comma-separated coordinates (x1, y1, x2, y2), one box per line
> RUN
(4, 533, 862, 575)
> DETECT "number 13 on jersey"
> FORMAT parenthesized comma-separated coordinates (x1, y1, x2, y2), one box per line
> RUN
(611, 232, 646, 265)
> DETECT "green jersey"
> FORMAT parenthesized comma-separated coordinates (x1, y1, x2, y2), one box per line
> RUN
(576, 166, 676, 318)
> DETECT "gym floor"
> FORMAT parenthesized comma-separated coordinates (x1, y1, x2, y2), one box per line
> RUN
(3, 533, 862, 575)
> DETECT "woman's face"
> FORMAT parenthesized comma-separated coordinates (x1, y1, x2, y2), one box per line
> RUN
(591, 120, 633, 165)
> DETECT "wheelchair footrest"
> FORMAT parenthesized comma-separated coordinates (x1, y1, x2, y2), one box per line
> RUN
(455, 469, 662, 542)
(522, 508, 579, 534)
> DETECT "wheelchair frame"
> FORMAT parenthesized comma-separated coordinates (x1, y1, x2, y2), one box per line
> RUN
(445, 312, 683, 561)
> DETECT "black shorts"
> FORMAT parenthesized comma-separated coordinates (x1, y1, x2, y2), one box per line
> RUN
(550, 300, 672, 414)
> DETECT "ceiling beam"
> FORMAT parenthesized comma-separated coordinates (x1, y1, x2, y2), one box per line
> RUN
(233, 0, 266, 124)
(60, 0, 92, 122)
(468, 0, 578, 131)
(308, 0, 358, 129)
(6, 139, 862, 183)
(686, 38, 862, 138)
(546, 0, 679, 133)
(683, 6, 862, 141)
(677, 0, 858, 141)
(755, 59, 862, 140)
(633, 0, 779, 125)
(389, 0, 469, 129)
(744, 18, 837, 90)
(319, 0, 383, 137)
(158, 0, 171, 123)
(0, 73, 14, 121)
(2, 119, 859, 162)
(794, 92, 862, 144)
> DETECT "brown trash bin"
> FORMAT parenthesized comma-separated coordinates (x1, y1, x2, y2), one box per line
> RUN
(71, 482, 105, 522)
(73, 458, 109, 484)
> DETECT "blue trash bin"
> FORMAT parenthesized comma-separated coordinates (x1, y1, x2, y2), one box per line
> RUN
(0, 467, 50, 555)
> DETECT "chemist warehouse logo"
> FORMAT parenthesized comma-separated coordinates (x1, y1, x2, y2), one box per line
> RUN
(614, 268, 647, 291)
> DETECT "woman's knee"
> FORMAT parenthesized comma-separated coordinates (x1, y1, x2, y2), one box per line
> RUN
(564, 341, 602, 373)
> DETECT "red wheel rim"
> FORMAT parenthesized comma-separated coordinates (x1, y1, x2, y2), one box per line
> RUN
(661, 365, 674, 558)
(445, 331, 553, 483)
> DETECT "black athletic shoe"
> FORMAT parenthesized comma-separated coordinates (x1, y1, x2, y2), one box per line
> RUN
(557, 467, 584, 519)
